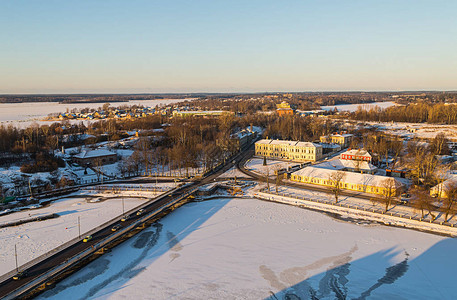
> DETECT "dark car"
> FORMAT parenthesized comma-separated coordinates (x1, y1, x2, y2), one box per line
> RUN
(13, 271, 27, 280)
(121, 215, 131, 222)
(111, 224, 122, 232)
(136, 209, 145, 216)
(400, 193, 411, 204)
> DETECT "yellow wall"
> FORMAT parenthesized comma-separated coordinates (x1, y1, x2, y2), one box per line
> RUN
(255, 142, 322, 162)
(290, 174, 399, 196)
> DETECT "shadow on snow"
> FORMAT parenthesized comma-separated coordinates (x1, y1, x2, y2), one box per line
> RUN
(265, 238, 457, 300)
(38, 198, 232, 300)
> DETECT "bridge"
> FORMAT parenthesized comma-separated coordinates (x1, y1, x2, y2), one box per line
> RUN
(0, 143, 255, 299)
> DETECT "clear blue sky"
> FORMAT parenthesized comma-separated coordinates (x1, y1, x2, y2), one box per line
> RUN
(1, 0, 456, 93)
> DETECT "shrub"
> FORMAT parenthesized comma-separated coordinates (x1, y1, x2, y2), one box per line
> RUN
(20, 153, 65, 173)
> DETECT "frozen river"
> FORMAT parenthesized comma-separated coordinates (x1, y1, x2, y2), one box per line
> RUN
(0, 98, 190, 128)
(37, 197, 456, 300)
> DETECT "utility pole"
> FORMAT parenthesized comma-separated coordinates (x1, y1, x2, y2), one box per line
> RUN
(155, 170, 158, 194)
(15, 244, 18, 272)
(122, 197, 125, 215)
(78, 216, 81, 239)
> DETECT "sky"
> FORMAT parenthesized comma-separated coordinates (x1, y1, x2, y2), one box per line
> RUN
(0, 0, 456, 94)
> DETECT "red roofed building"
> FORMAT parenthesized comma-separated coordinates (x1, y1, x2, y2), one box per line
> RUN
(340, 149, 372, 162)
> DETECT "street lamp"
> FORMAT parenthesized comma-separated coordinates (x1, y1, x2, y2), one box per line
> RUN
(78, 216, 81, 239)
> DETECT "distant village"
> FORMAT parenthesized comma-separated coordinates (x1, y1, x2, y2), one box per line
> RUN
(49, 99, 330, 122)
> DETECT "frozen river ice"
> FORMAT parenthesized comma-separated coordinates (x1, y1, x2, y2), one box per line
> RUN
(0, 98, 189, 128)
(37, 197, 456, 300)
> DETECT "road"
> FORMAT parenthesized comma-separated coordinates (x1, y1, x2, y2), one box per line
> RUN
(235, 152, 375, 201)
(0, 145, 252, 299)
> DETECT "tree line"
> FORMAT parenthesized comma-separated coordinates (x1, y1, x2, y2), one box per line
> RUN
(348, 102, 457, 124)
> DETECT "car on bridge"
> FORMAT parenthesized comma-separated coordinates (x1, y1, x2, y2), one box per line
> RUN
(121, 215, 131, 222)
(111, 224, 122, 232)
(13, 271, 27, 280)
(83, 235, 93, 242)
(136, 209, 145, 216)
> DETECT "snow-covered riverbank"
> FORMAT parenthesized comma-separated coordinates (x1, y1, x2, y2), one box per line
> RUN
(37, 197, 456, 300)
(0, 183, 173, 278)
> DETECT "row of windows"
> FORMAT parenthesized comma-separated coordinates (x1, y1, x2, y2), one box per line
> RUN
(292, 175, 384, 193)
(256, 151, 316, 160)
(256, 145, 318, 154)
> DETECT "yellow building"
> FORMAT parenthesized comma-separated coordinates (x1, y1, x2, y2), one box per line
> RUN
(290, 166, 403, 196)
(255, 139, 323, 162)
(320, 133, 353, 148)
(276, 101, 294, 116)
(430, 177, 457, 198)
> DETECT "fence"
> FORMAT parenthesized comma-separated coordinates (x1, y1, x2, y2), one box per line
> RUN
(82, 185, 170, 193)
(255, 189, 457, 236)
(1, 186, 198, 299)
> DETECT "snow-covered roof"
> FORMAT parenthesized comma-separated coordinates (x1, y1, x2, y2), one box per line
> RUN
(314, 159, 377, 172)
(431, 173, 457, 192)
(292, 166, 403, 188)
(74, 149, 116, 159)
(320, 143, 341, 149)
(332, 133, 354, 138)
(232, 130, 254, 139)
(270, 140, 296, 146)
(296, 141, 322, 148)
(341, 149, 372, 157)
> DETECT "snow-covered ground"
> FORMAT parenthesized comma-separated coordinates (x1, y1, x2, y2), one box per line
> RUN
(354, 120, 457, 141)
(245, 158, 299, 177)
(0, 99, 190, 128)
(321, 101, 397, 112)
(0, 183, 174, 277)
(218, 166, 248, 178)
(37, 197, 457, 299)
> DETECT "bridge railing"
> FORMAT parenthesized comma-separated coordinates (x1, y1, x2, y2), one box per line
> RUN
(3, 187, 198, 300)
(0, 185, 180, 285)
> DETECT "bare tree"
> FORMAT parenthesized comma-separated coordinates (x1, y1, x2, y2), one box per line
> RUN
(274, 166, 283, 193)
(410, 186, 437, 220)
(93, 158, 103, 182)
(442, 182, 457, 222)
(379, 178, 399, 213)
(328, 171, 346, 203)
(353, 149, 364, 173)
(390, 137, 403, 169)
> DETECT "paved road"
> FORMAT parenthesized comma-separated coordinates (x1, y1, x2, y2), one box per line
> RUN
(0, 146, 252, 298)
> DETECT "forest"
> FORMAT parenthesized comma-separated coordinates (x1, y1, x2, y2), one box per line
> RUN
(348, 102, 457, 124)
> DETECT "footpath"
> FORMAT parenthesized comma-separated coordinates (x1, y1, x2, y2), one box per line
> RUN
(254, 185, 457, 237)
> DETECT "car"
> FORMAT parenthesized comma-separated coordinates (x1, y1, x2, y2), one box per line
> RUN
(136, 209, 145, 216)
(83, 235, 93, 242)
(401, 193, 411, 199)
(399, 199, 409, 205)
(400, 193, 411, 204)
(13, 271, 27, 280)
(111, 224, 122, 232)
(121, 215, 131, 222)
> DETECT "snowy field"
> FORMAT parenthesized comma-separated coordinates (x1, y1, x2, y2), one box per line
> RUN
(321, 101, 397, 112)
(0, 98, 189, 128)
(245, 158, 298, 177)
(37, 197, 457, 300)
(0, 184, 174, 277)
(362, 121, 457, 141)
